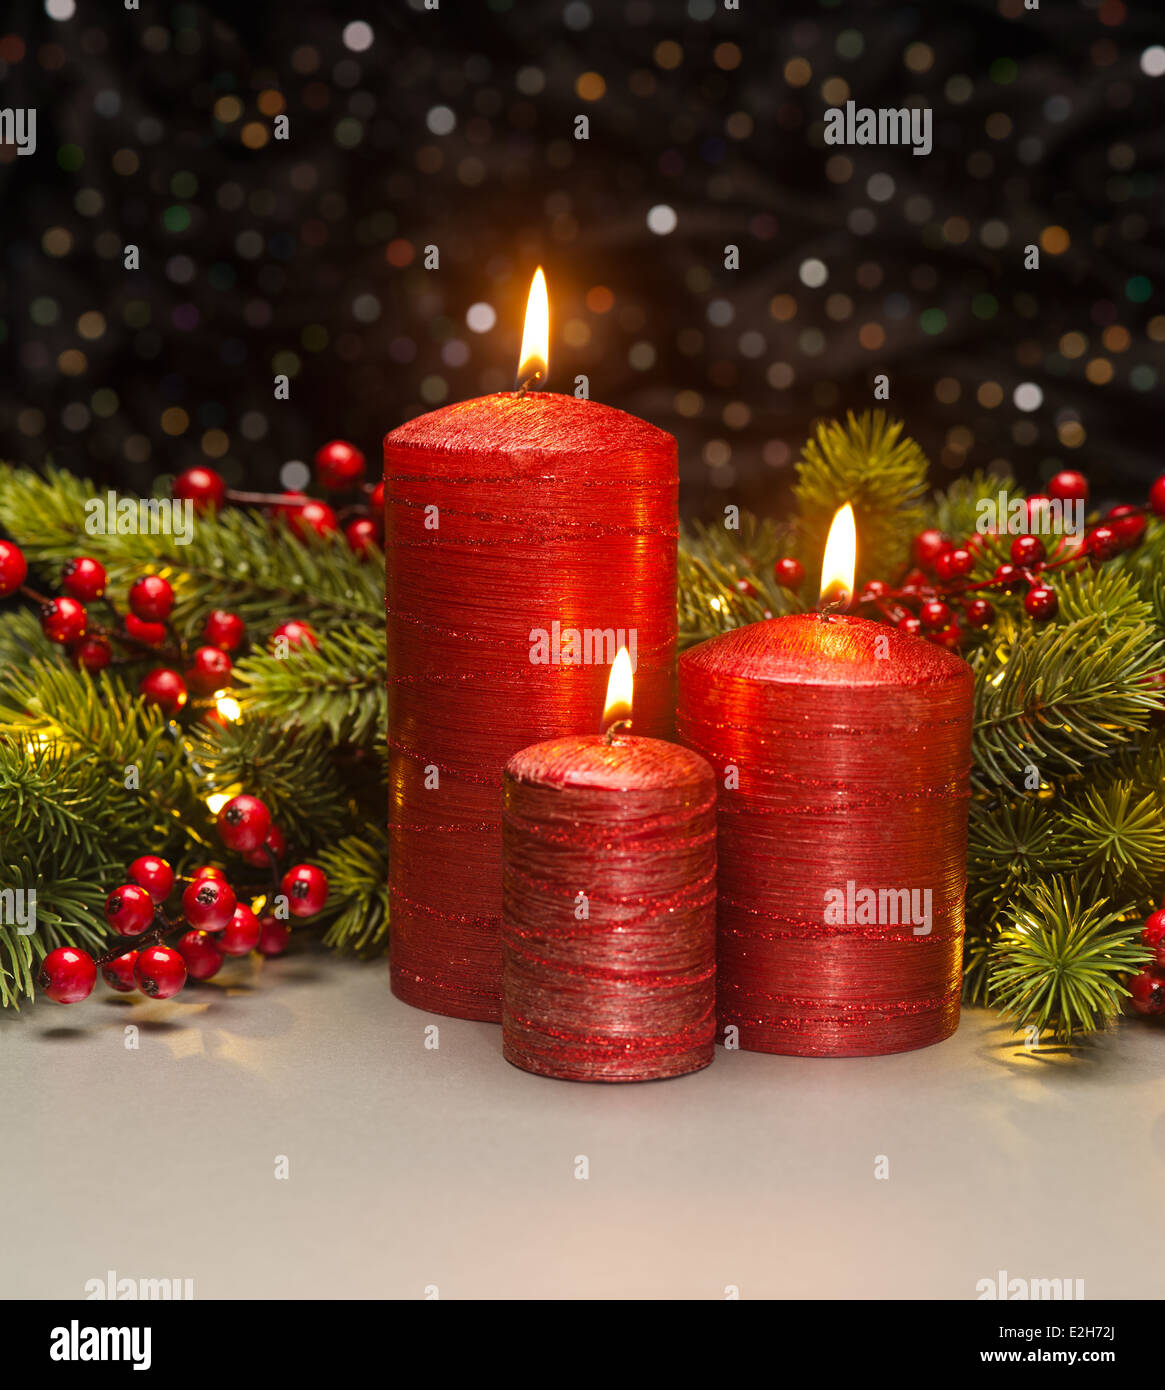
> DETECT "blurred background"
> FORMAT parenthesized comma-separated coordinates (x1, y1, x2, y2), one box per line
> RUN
(0, 0, 1161, 519)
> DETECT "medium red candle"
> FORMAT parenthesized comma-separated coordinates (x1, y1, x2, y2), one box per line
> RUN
(384, 272, 678, 1022)
(677, 507, 974, 1057)
(502, 651, 717, 1082)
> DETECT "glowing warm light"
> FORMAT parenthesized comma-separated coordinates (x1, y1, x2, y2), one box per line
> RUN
(206, 791, 232, 814)
(818, 502, 857, 609)
(215, 693, 242, 722)
(517, 266, 549, 387)
(601, 645, 634, 731)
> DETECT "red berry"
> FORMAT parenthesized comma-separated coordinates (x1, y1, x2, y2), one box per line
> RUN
(61, 556, 107, 601)
(900, 568, 927, 592)
(860, 579, 888, 601)
(1128, 967, 1165, 1017)
(127, 855, 174, 904)
(275, 494, 338, 538)
(187, 645, 232, 695)
(919, 600, 952, 631)
(38, 946, 97, 1004)
(134, 944, 187, 1000)
(217, 794, 272, 853)
(41, 596, 87, 644)
(177, 929, 225, 981)
(929, 623, 963, 651)
(1010, 534, 1045, 567)
(243, 823, 287, 869)
(993, 563, 1021, 591)
(1024, 585, 1058, 620)
(203, 608, 245, 652)
(70, 636, 111, 672)
(1021, 495, 1050, 532)
(182, 877, 237, 932)
(345, 517, 380, 557)
(1150, 476, 1165, 517)
(1142, 910, 1165, 969)
(912, 529, 951, 571)
(735, 578, 758, 599)
(102, 949, 139, 994)
(936, 547, 974, 581)
(270, 620, 318, 652)
(774, 557, 805, 590)
(129, 574, 175, 622)
(125, 613, 168, 647)
(1086, 525, 1120, 562)
(280, 863, 329, 918)
(257, 916, 291, 956)
(964, 598, 995, 629)
(897, 616, 923, 636)
(220, 903, 263, 956)
(173, 466, 226, 512)
(1048, 470, 1089, 504)
(370, 480, 385, 510)
(314, 439, 366, 490)
(140, 668, 188, 715)
(0, 539, 28, 598)
(188, 864, 227, 881)
(105, 883, 156, 937)
(1106, 505, 1146, 549)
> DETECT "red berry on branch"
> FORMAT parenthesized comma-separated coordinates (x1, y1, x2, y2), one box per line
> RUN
(173, 466, 226, 513)
(734, 578, 758, 599)
(41, 597, 87, 644)
(188, 864, 227, 881)
(61, 556, 107, 601)
(1128, 967, 1165, 1017)
(203, 609, 245, 652)
(217, 794, 272, 853)
(935, 547, 974, 581)
(1021, 495, 1050, 533)
(280, 863, 328, 918)
(370, 479, 385, 510)
(900, 567, 927, 591)
(70, 635, 112, 672)
(140, 667, 188, 715)
(129, 574, 175, 622)
(187, 645, 232, 695)
(243, 822, 287, 869)
(1142, 910, 1165, 969)
(221, 903, 263, 956)
(0, 539, 28, 598)
(257, 916, 291, 956)
(105, 883, 156, 937)
(1106, 505, 1146, 550)
(1086, 525, 1120, 562)
(125, 613, 168, 647)
(102, 950, 140, 994)
(182, 876, 237, 932)
(1024, 585, 1058, 620)
(1010, 534, 1045, 567)
(964, 598, 995, 629)
(128, 855, 175, 903)
(897, 616, 923, 636)
(1047, 470, 1089, 504)
(930, 623, 964, 652)
(38, 946, 97, 1004)
(919, 599, 952, 631)
(270, 620, 318, 651)
(993, 563, 1021, 591)
(275, 494, 339, 538)
(911, 528, 951, 571)
(1149, 475, 1165, 517)
(345, 519, 379, 557)
(774, 557, 805, 591)
(314, 439, 367, 490)
(177, 929, 225, 981)
(134, 944, 187, 1000)
(860, 578, 888, 600)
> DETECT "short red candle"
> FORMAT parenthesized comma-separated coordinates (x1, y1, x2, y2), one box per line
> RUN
(678, 613, 973, 1057)
(502, 733, 717, 1082)
(384, 393, 677, 1022)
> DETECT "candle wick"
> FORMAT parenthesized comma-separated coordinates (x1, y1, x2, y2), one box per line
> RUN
(516, 369, 545, 397)
(603, 718, 632, 745)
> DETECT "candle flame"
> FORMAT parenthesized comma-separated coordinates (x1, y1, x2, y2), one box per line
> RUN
(818, 502, 857, 610)
(517, 266, 549, 389)
(601, 645, 633, 732)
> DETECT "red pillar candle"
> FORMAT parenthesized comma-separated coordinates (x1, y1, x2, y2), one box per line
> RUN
(502, 731, 717, 1082)
(384, 393, 677, 1021)
(678, 613, 973, 1057)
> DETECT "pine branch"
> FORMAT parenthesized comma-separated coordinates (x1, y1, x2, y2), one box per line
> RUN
(314, 829, 389, 955)
(678, 518, 803, 649)
(928, 468, 1015, 541)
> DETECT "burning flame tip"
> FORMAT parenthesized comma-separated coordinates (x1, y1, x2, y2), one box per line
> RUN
(818, 502, 857, 609)
(517, 267, 549, 388)
(602, 645, 634, 731)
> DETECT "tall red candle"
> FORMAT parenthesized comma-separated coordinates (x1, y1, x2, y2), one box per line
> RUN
(678, 612, 973, 1057)
(384, 393, 677, 1021)
(502, 732, 716, 1082)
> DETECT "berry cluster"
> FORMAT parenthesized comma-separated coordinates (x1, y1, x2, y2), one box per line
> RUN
(1129, 910, 1165, 1019)
(36, 795, 329, 1007)
(172, 439, 383, 558)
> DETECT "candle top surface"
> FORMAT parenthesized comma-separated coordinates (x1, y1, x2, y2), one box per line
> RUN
(680, 612, 972, 688)
(506, 733, 713, 793)
(385, 391, 675, 464)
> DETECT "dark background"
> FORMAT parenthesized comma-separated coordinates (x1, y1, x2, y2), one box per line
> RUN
(0, 0, 1161, 519)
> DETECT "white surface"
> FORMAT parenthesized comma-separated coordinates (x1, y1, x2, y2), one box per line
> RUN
(3, 949, 1162, 1300)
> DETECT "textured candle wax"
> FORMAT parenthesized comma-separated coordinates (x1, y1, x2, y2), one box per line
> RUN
(384, 392, 677, 1022)
(502, 734, 716, 1082)
(678, 613, 973, 1058)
